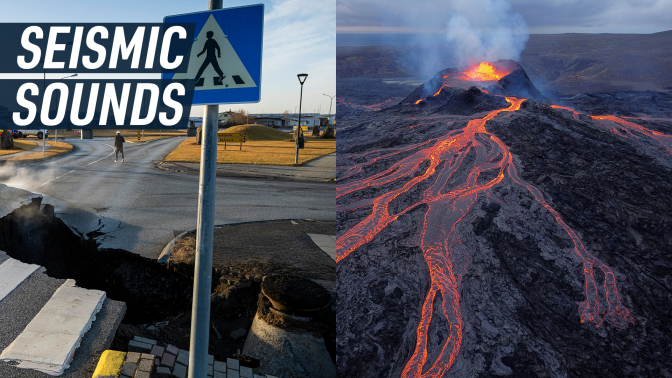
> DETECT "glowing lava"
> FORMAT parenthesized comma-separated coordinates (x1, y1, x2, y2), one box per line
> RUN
(551, 106, 672, 154)
(455, 62, 511, 81)
(338, 98, 638, 377)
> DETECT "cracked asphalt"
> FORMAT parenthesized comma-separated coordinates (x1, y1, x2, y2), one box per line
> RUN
(0, 137, 335, 259)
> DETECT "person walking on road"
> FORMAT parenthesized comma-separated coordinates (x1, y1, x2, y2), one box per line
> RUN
(114, 131, 125, 163)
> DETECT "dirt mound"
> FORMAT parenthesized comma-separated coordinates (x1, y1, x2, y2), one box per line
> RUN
(220, 125, 289, 141)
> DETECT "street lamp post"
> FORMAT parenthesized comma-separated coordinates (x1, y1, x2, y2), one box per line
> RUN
(323, 93, 335, 127)
(57, 74, 78, 142)
(295, 74, 308, 164)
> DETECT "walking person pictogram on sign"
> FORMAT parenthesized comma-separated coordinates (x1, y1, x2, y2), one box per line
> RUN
(194, 31, 226, 87)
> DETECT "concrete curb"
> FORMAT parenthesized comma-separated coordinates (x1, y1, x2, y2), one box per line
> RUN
(92, 350, 127, 378)
(124, 136, 181, 145)
(157, 229, 194, 264)
(0, 143, 76, 167)
(155, 161, 336, 183)
(157, 219, 319, 264)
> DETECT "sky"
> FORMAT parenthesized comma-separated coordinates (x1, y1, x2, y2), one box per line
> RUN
(337, 0, 672, 35)
(0, 0, 336, 117)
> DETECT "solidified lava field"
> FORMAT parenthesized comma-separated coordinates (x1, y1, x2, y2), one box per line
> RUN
(336, 71, 672, 377)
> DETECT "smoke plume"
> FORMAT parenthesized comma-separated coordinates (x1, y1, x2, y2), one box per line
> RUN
(446, 0, 528, 66)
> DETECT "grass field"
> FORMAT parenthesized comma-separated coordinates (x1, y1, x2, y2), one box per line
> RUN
(165, 135, 336, 165)
(218, 124, 290, 141)
(0, 140, 38, 156)
(6, 141, 74, 161)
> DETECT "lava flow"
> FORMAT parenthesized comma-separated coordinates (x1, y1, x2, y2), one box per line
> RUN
(551, 105, 672, 154)
(338, 98, 636, 377)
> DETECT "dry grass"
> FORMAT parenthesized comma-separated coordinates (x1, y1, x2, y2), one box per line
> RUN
(219, 124, 290, 141)
(7, 141, 74, 161)
(165, 135, 336, 166)
(0, 140, 37, 156)
(169, 234, 196, 266)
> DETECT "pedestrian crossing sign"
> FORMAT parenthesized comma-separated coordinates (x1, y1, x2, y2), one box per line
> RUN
(164, 5, 264, 105)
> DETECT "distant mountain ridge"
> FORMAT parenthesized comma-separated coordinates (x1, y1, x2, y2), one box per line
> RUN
(337, 31, 672, 95)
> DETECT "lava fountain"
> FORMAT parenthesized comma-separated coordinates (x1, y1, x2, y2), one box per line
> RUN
(454, 62, 512, 81)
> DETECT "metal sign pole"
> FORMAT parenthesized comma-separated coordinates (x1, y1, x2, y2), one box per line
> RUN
(188, 2, 222, 377)
(295, 74, 307, 164)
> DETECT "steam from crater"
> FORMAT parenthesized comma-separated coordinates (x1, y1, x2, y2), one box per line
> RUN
(446, 0, 529, 66)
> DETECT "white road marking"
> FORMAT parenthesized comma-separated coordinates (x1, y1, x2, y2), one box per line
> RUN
(0, 258, 40, 303)
(0, 279, 106, 376)
(36, 142, 116, 188)
(307, 233, 337, 261)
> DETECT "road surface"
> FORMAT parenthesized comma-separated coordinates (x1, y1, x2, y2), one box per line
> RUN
(0, 137, 335, 259)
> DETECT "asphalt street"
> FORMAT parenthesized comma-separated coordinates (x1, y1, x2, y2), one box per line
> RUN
(0, 137, 335, 259)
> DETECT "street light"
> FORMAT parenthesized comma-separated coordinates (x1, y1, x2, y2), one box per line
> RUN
(55, 74, 78, 142)
(295, 73, 308, 164)
(323, 93, 335, 127)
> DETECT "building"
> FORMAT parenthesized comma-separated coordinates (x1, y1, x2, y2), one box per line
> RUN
(255, 117, 287, 127)
(187, 117, 202, 128)
(250, 112, 336, 129)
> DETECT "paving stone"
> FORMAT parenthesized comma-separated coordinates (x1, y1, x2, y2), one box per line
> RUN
(161, 352, 177, 369)
(155, 357, 161, 366)
(120, 361, 137, 377)
(155, 366, 173, 377)
(137, 358, 154, 372)
(227, 358, 239, 370)
(240, 366, 253, 378)
(128, 340, 152, 353)
(208, 354, 215, 365)
(208, 364, 214, 376)
(125, 351, 141, 364)
(177, 349, 189, 366)
(150, 345, 166, 358)
(141, 353, 156, 360)
(228, 369, 240, 378)
(133, 336, 157, 345)
(215, 371, 227, 378)
(173, 363, 188, 378)
(120, 376, 133, 378)
(166, 344, 180, 356)
(265, 375, 278, 378)
(135, 371, 151, 378)
(253, 375, 264, 378)
(214, 361, 227, 372)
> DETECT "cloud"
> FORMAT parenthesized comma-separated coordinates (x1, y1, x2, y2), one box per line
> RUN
(336, 0, 672, 34)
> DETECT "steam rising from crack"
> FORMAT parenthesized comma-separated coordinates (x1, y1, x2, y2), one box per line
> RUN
(446, 0, 528, 66)
(0, 162, 56, 194)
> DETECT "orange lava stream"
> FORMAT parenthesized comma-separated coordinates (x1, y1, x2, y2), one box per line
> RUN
(338, 98, 636, 377)
(591, 115, 672, 153)
(551, 106, 672, 154)
(550, 105, 581, 120)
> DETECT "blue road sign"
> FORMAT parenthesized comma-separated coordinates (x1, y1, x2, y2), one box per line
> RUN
(164, 4, 263, 105)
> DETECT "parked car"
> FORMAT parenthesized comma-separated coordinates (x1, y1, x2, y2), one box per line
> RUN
(9, 129, 48, 139)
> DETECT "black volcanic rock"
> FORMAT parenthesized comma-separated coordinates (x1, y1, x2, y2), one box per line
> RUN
(401, 86, 510, 115)
(337, 76, 672, 377)
(492, 66, 548, 102)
